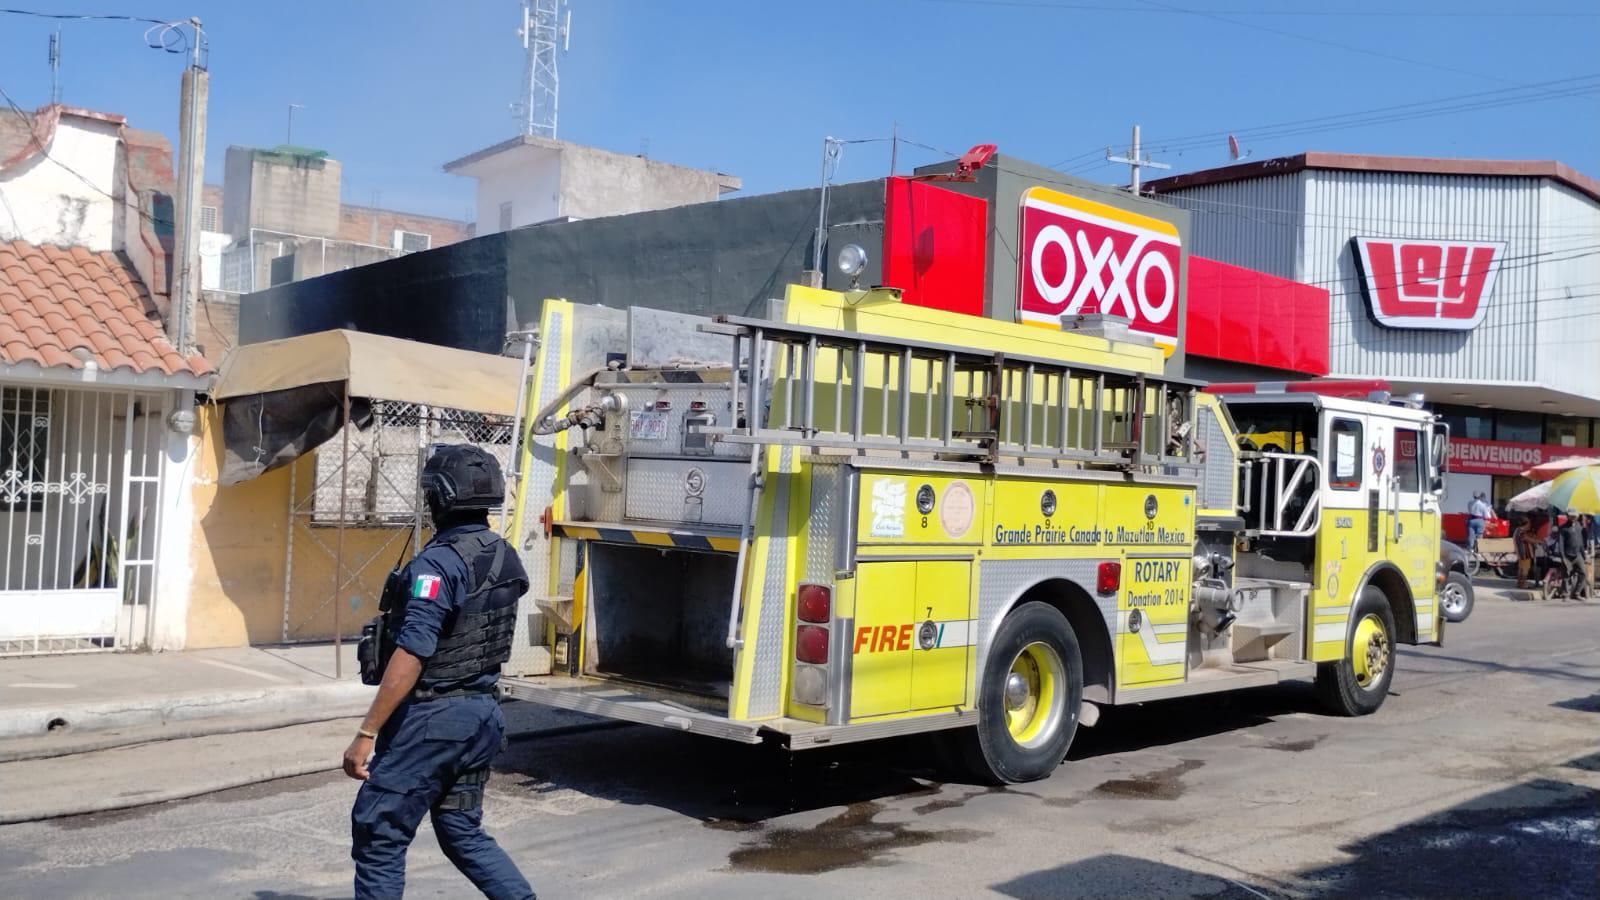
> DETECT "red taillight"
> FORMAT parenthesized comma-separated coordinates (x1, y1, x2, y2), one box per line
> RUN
(796, 625, 829, 664)
(1097, 561, 1121, 595)
(797, 583, 831, 623)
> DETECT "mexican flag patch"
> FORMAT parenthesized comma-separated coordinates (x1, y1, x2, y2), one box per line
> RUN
(412, 574, 442, 601)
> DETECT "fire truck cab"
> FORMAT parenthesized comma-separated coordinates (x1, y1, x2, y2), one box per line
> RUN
(498, 284, 1446, 783)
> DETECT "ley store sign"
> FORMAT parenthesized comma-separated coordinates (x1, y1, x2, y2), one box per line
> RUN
(1447, 436, 1600, 476)
(1017, 186, 1182, 351)
(1352, 237, 1507, 331)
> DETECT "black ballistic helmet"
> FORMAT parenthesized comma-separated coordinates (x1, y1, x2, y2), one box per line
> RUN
(421, 444, 505, 514)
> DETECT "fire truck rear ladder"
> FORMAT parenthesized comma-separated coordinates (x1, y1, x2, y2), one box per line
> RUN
(696, 313, 1205, 654)
(696, 313, 1204, 466)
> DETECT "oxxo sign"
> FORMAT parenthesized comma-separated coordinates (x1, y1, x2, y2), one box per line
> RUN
(1017, 186, 1182, 352)
(1352, 237, 1507, 331)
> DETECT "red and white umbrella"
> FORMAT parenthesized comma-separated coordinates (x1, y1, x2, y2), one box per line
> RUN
(1506, 480, 1554, 512)
(1520, 455, 1600, 481)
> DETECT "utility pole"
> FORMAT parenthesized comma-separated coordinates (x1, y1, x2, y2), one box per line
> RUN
(286, 103, 304, 146)
(1106, 124, 1169, 195)
(170, 18, 207, 356)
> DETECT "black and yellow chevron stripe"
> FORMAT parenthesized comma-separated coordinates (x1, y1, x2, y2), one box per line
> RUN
(555, 523, 740, 553)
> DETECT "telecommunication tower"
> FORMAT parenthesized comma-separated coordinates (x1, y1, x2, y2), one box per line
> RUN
(517, 0, 570, 139)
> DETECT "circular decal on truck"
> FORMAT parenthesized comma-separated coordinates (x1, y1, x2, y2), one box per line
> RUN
(940, 481, 976, 538)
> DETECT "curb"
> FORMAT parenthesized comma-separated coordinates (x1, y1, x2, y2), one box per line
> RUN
(0, 680, 374, 742)
(0, 720, 634, 825)
(0, 760, 341, 826)
(0, 708, 367, 764)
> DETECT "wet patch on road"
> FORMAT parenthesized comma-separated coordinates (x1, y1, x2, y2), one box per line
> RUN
(1106, 814, 1195, 835)
(722, 801, 983, 874)
(906, 784, 1038, 816)
(1261, 735, 1325, 753)
(1092, 759, 1204, 801)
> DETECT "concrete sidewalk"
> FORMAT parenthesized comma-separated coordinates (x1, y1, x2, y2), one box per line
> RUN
(0, 644, 373, 760)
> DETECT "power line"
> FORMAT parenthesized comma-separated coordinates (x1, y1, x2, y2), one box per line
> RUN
(0, 7, 191, 52)
(1139, 73, 1600, 152)
(1167, 193, 1600, 237)
(0, 84, 172, 230)
(1041, 74, 1600, 177)
(913, 0, 1600, 17)
(1133, 0, 1513, 85)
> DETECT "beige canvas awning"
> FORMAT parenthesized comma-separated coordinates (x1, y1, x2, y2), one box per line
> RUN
(214, 329, 523, 416)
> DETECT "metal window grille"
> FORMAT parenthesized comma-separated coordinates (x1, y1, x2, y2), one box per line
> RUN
(1, 386, 167, 656)
(199, 204, 219, 232)
(1, 388, 49, 512)
(394, 230, 432, 253)
(311, 402, 515, 526)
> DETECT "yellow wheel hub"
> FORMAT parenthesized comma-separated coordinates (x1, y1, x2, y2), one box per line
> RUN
(1351, 613, 1390, 689)
(1003, 642, 1064, 748)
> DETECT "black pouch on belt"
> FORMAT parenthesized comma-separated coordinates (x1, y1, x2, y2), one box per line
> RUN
(359, 536, 416, 686)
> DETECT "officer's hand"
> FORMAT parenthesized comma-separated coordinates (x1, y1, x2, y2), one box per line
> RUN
(343, 735, 374, 781)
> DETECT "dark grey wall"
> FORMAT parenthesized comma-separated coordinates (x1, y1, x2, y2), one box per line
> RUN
(239, 180, 887, 355)
(240, 232, 512, 353)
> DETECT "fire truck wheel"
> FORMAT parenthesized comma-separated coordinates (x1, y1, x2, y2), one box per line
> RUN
(955, 601, 1083, 784)
(1315, 587, 1396, 717)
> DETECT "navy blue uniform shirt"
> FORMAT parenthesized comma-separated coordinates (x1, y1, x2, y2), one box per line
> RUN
(394, 522, 500, 694)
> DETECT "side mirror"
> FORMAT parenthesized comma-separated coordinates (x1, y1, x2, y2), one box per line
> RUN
(1430, 432, 1448, 475)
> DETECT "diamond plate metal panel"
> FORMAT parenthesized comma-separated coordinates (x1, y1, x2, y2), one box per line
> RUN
(624, 458, 748, 526)
(1199, 405, 1235, 511)
(805, 463, 840, 583)
(508, 307, 565, 676)
(975, 559, 1112, 679)
(748, 447, 794, 718)
(556, 537, 578, 596)
(602, 381, 750, 460)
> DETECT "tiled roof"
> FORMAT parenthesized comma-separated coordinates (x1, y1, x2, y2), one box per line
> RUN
(0, 239, 212, 378)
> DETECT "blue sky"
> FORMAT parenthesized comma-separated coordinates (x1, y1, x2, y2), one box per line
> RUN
(1, 1, 1596, 221)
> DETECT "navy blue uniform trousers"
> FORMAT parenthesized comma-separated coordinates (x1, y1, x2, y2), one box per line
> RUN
(350, 693, 533, 899)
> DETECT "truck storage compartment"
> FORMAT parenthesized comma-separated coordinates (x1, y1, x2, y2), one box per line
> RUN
(585, 542, 737, 699)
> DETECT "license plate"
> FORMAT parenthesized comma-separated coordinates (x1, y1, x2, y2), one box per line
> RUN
(630, 410, 668, 441)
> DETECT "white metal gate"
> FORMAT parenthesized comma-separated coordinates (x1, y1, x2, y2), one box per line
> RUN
(1, 384, 168, 655)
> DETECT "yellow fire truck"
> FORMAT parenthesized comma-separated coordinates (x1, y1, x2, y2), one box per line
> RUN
(498, 283, 1446, 783)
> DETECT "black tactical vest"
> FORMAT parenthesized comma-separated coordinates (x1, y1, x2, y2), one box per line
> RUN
(421, 529, 527, 683)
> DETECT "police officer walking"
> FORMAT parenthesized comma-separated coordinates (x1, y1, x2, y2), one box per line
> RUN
(344, 444, 535, 899)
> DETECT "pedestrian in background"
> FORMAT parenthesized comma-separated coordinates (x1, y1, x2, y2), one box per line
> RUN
(1514, 512, 1546, 589)
(345, 445, 534, 900)
(1466, 491, 1491, 553)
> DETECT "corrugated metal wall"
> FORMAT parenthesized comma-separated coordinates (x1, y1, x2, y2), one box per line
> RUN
(1163, 169, 1600, 400)
(1533, 181, 1600, 401)
(1304, 170, 1545, 383)
(1158, 173, 1302, 279)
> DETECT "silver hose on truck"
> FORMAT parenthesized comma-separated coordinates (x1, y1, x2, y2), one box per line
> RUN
(528, 367, 607, 435)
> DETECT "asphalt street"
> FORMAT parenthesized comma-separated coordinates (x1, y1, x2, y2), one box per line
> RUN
(3, 585, 1596, 899)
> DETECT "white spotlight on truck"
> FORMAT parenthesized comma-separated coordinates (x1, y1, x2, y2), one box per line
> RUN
(836, 243, 868, 284)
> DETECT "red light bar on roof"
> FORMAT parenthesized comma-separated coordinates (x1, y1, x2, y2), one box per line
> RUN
(1203, 379, 1391, 399)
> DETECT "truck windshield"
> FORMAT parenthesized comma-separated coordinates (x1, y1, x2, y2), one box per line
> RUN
(1229, 404, 1319, 456)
